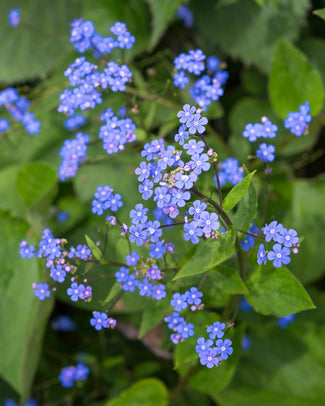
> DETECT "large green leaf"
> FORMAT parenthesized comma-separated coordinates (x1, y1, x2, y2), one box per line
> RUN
(313, 8, 325, 21)
(138, 298, 171, 338)
(230, 176, 257, 232)
(173, 227, 236, 280)
(106, 378, 168, 406)
(191, 0, 309, 73)
(208, 266, 248, 295)
(0, 213, 53, 401)
(147, 0, 184, 49)
(214, 323, 325, 405)
(269, 40, 324, 118)
(246, 262, 315, 317)
(286, 177, 325, 284)
(16, 162, 57, 206)
(223, 171, 256, 211)
(0, 0, 81, 83)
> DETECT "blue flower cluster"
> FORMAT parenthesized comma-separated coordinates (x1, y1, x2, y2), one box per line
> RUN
(63, 113, 87, 131)
(58, 131, 89, 181)
(243, 116, 278, 163)
(99, 107, 136, 155)
(213, 157, 244, 187)
(59, 363, 89, 388)
(115, 248, 167, 301)
(257, 221, 299, 268)
(133, 105, 222, 245)
(20, 228, 93, 302)
(173, 51, 228, 111)
(276, 313, 296, 328)
(70, 20, 135, 54)
(284, 101, 312, 136)
(195, 322, 233, 368)
(0, 87, 41, 135)
(165, 287, 203, 344)
(90, 311, 116, 331)
(51, 315, 77, 332)
(8, 8, 21, 27)
(92, 185, 123, 216)
(176, 4, 194, 28)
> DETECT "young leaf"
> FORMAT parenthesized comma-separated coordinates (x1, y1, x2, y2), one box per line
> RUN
(223, 171, 256, 211)
(269, 40, 324, 118)
(313, 8, 325, 21)
(207, 227, 236, 269)
(246, 262, 315, 316)
(106, 378, 168, 406)
(85, 234, 103, 261)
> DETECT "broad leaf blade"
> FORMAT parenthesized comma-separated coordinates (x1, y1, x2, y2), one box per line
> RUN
(269, 40, 324, 117)
(246, 262, 315, 316)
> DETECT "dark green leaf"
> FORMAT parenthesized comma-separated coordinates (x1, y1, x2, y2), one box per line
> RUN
(138, 299, 171, 338)
(106, 378, 168, 406)
(230, 176, 257, 232)
(246, 262, 315, 316)
(103, 283, 122, 305)
(223, 171, 256, 211)
(147, 0, 184, 49)
(16, 162, 57, 206)
(269, 40, 324, 118)
(0, 0, 81, 82)
(191, 0, 309, 73)
(207, 227, 236, 269)
(85, 234, 103, 261)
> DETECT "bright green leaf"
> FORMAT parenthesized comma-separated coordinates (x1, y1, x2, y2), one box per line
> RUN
(106, 378, 168, 406)
(85, 234, 103, 261)
(16, 162, 57, 207)
(269, 40, 324, 117)
(208, 266, 248, 295)
(313, 8, 325, 21)
(207, 227, 236, 269)
(147, 0, 184, 49)
(230, 177, 257, 232)
(223, 171, 256, 211)
(246, 262, 315, 316)
(139, 299, 171, 338)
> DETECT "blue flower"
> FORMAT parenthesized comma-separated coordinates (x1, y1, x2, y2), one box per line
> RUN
(115, 266, 129, 283)
(176, 321, 194, 339)
(175, 172, 197, 189)
(152, 284, 166, 300)
(67, 282, 85, 302)
(59, 366, 75, 387)
(284, 101, 311, 136)
(171, 292, 188, 311)
(207, 321, 225, 340)
(74, 363, 89, 381)
(198, 211, 220, 234)
(278, 228, 299, 248)
(122, 274, 139, 292)
(257, 244, 267, 265)
(165, 312, 184, 330)
(138, 278, 153, 297)
(175, 124, 190, 145)
(195, 337, 213, 354)
(8, 9, 21, 27)
(139, 179, 154, 200)
(184, 139, 205, 155)
(277, 313, 296, 328)
(263, 221, 284, 243)
(90, 311, 109, 330)
(149, 241, 167, 259)
(256, 143, 275, 162)
(50, 265, 67, 283)
(146, 264, 162, 280)
(267, 244, 291, 268)
(190, 153, 210, 175)
(130, 204, 149, 224)
(189, 200, 207, 220)
(177, 104, 196, 124)
(126, 251, 140, 266)
(199, 348, 219, 368)
(186, 287, 203, 306)
(215, 338, 233, 360)
(183, 221, 203, 244)
(129, 224, 147, 246)
(33, 283, 51, 300)
(173, 71, 190, 89)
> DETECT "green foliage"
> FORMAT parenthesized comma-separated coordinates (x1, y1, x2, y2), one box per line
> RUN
(208, 266, 248, 295)
(269, 40, 324, 118)
(106, 378, 168, 406)
(85, 234, 103, 261)
(0, 213, 53, 401)
(246, 262, 315, 316)
(0, 0, 81, 83)
(191, 0, 309, 72)
(223, 171, 256, 211)
(313, 8, 325, 21)
(147, 0, 184, 49)
(173, 227, 236, 280)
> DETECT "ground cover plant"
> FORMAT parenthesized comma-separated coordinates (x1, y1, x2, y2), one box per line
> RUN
(1, 0, 325, 405)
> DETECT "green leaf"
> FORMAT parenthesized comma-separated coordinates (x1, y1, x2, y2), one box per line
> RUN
(83, 0, 151, 58)
(173, 227, 236, 280)
(191, 0, 310, 73)
(230, 176, 257, 232)
(223, 171, 256, 211)
(103, 283, 122, 305)
(16, 162, 57, 206)
(246, 262, 315, 317)
(0, 0, 81, 82)
(269, 40, 324, 118)
(208, 266, 248, 295)
(0, 213, 53, 400)
(138, 299, 171, 338)
(313, 8, 325, 21)
(147, 0, 183, 49)
(85, 234, 103, 261)
(106, 378, 168, 406)
(214, 323, 325, 405)
(286, 177, 325, 284)
(207, 227, 236, 269)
